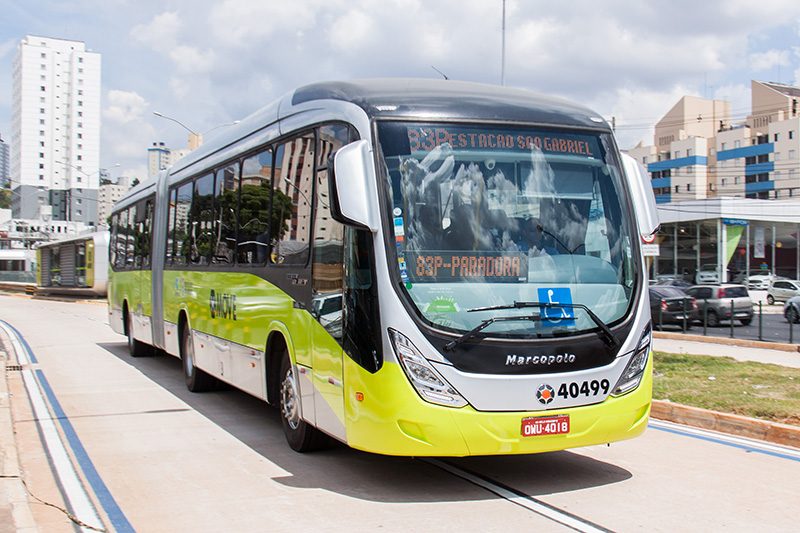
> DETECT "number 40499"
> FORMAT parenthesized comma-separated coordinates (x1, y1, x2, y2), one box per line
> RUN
(558, 379, 610, 399)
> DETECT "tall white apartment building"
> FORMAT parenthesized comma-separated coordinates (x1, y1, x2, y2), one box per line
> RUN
(11, 36, 101, 224)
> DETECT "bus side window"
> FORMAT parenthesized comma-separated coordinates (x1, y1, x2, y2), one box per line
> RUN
(109, 213, 119, 267)
(213, 163, 239, 264)
(239, 148, 273, 264)
(191, 174, 215, 265)
(272, 134, 314, 265)
(173, 182, 193, 266)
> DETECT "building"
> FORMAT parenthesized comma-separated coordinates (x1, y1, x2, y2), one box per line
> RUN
(10, 35, 101, 225)
(0, 134, 9, 186)
(97, 177, 132, 228)
(148, 141, 190, 177)
(625, 80, 800, 283)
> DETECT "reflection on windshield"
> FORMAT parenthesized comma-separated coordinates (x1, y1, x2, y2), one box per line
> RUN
(379, 122, 636, 337)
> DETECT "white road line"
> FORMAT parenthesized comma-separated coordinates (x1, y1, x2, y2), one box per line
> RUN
(425, 458, 611, 533)
(0, 321, 105, 532)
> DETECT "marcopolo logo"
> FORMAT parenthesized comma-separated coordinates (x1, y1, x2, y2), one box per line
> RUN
(505, 353, 576, 366)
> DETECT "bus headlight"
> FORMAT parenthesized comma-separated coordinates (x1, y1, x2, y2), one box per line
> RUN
(611, 323, 651, 397)
(389, 329, 468, 408)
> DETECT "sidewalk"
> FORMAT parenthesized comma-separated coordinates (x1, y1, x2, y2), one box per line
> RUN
(651, 332, 800, 449)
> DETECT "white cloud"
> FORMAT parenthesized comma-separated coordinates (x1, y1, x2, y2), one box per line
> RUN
(749, 49, 791, 72)
(131, 11, 183, 49)
(103, 90, 148, 124)
(326, 10, 375, 52)
(169, 45, 217, 74)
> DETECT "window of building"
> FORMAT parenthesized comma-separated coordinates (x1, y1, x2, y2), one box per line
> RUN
(687, 184, 692, 192)
(41, 53, 46, 58)
(775, 152, 781, 161)
(39, 152, 44, 158)
(687, 148, 693, 157)
(790, 131, 795, 140)
(686, 167, 693, 175)
(734, 140, 741, 148)
(722, 178, 727, 186)
(674, 150, 680, 158)
(735, 177, 741, 185)
(721, 142, 727, 150)
(675, 185, 680, 193)
(790, 150, 796, 159)
(775, 133, 780, 142)
(77, 155, 82, 161)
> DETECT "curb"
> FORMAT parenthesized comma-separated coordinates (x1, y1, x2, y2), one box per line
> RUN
(654, 331, 800, 352)
(651, 400, 800, 449)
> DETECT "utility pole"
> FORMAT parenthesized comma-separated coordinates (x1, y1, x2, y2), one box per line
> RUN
(501, 0, 506, 86)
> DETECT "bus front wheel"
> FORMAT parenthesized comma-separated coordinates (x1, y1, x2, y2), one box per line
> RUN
(279, 350, 328, 452)
(180, 325, 216, 392)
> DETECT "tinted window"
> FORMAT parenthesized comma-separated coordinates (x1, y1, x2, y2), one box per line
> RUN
(213, 164, 239, 264)
(725, 286, 748, 298)
(173, 182, 193, 265)
(239, 148, 273, 264)
(272, 133, 314, 265)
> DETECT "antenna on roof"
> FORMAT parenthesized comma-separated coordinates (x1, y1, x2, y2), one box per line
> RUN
(431, 66, 450, 80)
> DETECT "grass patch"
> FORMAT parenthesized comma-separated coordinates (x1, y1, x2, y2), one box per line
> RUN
(652, 351, 800, 427)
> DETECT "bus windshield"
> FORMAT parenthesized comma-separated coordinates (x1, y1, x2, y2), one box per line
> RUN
(378, 121, 637, 339)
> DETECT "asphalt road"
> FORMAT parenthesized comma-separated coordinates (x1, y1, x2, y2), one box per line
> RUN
(2, 294, 799, 532)
(655, 305, 800, 345)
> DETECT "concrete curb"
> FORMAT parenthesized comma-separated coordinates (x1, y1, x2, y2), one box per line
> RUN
(654, 331, 800, 352)
(651, 399, 800, 449)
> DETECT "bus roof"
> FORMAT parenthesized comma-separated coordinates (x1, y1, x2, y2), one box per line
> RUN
(290, 79, 610, 130)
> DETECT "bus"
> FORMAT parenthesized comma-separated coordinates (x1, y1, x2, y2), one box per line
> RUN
(37, 231, 109, 297)
(108, 79, 659, 456)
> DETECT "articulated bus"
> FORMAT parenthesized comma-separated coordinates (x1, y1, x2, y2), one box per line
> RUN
(37, 231, 109, 297)
(109, 79, 659, 456)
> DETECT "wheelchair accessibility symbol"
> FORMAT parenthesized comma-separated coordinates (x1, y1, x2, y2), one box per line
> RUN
(537, 287, 575, 327)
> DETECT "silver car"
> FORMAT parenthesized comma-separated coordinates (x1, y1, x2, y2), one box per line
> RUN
(784, 295, 800, 323)
(685, 284, 754, 327)
(766, 279, 800, 305)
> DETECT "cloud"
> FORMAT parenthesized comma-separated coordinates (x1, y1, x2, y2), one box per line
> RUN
(131, 11, 183, 49)
(103, 90, 148, 124)
(326, 10, 375, 52)
(749, 49, 791, 72)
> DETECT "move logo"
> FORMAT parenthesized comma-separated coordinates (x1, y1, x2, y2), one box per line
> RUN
(210, 289, 237, 320)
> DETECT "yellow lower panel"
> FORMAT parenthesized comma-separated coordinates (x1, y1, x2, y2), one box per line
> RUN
(344, 356, 652, 457)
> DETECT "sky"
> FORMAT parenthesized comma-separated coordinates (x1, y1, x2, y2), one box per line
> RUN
(2, 0, 800, 183)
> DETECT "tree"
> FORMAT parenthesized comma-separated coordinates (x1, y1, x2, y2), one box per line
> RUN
(0, 186, 10, 209)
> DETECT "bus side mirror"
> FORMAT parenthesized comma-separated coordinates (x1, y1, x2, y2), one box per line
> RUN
(621, 153, 660, 237)
(330, 140, 380, 232)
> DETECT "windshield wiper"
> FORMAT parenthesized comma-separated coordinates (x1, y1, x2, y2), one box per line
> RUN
(443, 315, 541, 352)
(462, 301, 618, 349)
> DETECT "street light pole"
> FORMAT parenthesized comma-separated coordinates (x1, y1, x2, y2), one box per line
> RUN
(153, 112, 239, 150)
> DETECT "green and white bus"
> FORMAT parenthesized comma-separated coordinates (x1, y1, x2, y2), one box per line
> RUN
(108, 79, 659, 456)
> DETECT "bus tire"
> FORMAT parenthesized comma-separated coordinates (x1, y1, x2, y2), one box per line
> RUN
(279, 349, 328, 452)
(180, 324, 216, 392)
(126, 310, 151, 357)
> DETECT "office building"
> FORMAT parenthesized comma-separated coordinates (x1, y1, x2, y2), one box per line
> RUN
(11, 35, 101, 225)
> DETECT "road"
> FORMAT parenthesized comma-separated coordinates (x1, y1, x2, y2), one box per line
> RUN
(656, 305, 800, 345)
(1, 293, 799, 532)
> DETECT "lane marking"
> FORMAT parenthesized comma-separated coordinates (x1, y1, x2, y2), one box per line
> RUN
(425, 458, 613, 533)
(649, 419, 800, 462)
(0, 320, 135, 532)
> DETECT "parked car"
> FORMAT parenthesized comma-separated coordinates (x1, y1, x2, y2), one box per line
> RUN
(695, 264, 720, 284)
(746, 272, 786, 290)
(784, 295, 800, 324)
(649, 286, 698, 329)
(684, 284, 754, 326)
(653, 279, 692, 291)
(766, 279, 800, 305)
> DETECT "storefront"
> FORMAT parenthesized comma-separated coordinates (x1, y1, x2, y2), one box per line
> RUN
(653, 198, 800, 284)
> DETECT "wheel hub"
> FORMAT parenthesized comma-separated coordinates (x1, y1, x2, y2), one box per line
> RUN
(281, 367, 300, 430)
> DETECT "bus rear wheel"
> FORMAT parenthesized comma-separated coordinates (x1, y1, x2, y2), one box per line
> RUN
(279, 350, 328, 452)
(180, 324, 216, 392)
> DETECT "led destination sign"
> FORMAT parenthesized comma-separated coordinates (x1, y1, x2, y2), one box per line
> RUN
(406, 126, 599, 157)
(404, 251, 527, 283)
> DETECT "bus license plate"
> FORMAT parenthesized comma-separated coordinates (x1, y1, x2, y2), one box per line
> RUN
(521, 414, 570, 437)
